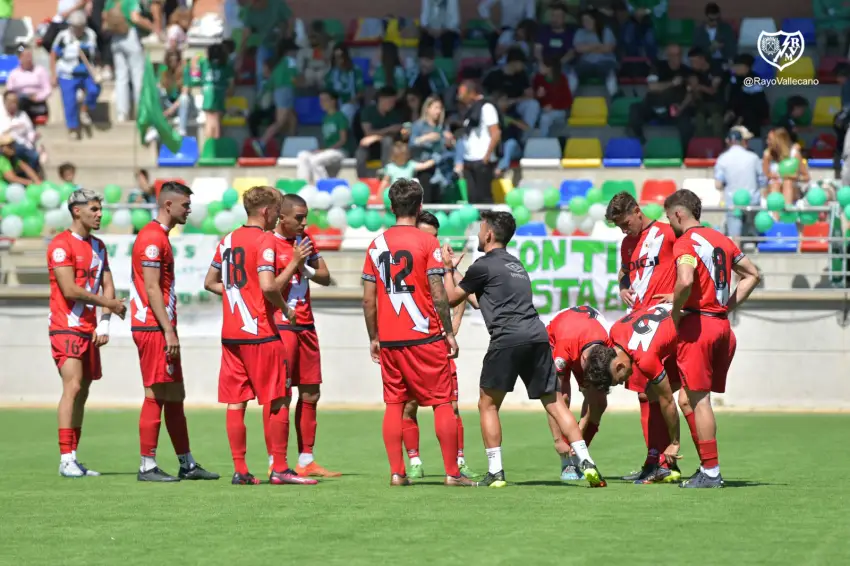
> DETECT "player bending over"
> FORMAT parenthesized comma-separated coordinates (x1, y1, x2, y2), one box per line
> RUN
(362, 179, 474, 487)
(47, 189, 126, 477)
(131, 181, 219, 482)
(400, 211, 477, 479)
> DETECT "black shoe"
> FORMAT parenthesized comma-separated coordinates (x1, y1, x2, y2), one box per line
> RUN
(179, 464, 220, 480)
(475, 470, 507, 488)
(622, 463, 654, 482)
(138, 467, 180, 482)
(231, 472, 261, 485)
(680, 470, 724, 489)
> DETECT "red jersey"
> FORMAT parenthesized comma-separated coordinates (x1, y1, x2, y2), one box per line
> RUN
(275, 232, 321, 328)
(361, 225, 445, 346)
(672, 226, 744, 315)
(130, 222, 176, 330)
(211, 225, 280, 344)
(620, 221, 676, 310)
(272, 232, 295, 326)
(546, 306, 609, 382)
(47, 230, 110, 335)
(608, 303, 677, 388)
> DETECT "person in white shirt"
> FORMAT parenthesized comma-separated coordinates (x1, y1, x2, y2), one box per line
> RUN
(420, 0, 460, 58)
(0, 92, 43, 173)
(478, 0, 536, 61)
(714, 126, 764, 245)
(457, 80, 501, 204)
(50, 11, 100, 136)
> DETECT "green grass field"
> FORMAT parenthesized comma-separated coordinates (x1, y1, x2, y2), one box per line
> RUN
(1, 409, 848, 565)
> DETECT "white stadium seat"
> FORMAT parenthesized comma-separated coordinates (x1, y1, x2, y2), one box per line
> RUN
(682, 178, 722, 208)
(522, 138, 562, 160)
(738, 18, 777, 50)
(279, 137, 319, 163)
(190, 177, 228, 205)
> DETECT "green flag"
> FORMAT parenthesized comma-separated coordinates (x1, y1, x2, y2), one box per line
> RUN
(137, 56, 183, 154)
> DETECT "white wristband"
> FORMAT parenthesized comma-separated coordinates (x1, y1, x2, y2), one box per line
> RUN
(301, 264, 316, 279)
(96, 319, 110, 337)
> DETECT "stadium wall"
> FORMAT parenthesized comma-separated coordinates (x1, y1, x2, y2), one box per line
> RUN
(1, 297, 849, 411)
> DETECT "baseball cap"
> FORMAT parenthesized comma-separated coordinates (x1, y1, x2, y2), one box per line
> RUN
(0, 134, 15, 146)
(727, 125, 754, 142)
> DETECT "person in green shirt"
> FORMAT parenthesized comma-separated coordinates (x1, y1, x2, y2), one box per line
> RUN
(356, 87, 404, 178)
(378, 142, 436, 192)
(325, 43, 365, 123)
(237, 0, 293, 93)
(253, 40, 299, 156)
(157, 50, 190, 137)
(0, 134, 41, 186)
(104, 0, 154, 122)
(199, 42, 234, 141)
(373, 42, 409, 94)
(295, 91, 351, 185)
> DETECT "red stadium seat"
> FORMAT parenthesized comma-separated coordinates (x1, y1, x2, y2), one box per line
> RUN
(153, 178, 187, 198)
(684, 137, 724, 167)
(234, 53, 256, 86)
(800, 222, 829, 253)
(640, 179, 677, 204)
(817, 56, 848, 84)
(808, 133, 837, 160)
(238, 138, 280, 167)
(309, 228, 343, 251)
(34, 114, 48, 126)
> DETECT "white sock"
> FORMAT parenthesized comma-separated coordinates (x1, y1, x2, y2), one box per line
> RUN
(177, 452, 196, 469)
(140, 456, 158, 473)
(410, 456, 422, 466)
(457, 456, 465, 466)
(701, 465, 720, 478)
(268, 454, 274, 467)
(485, 447, 502, 474)
(570, 440, 594, 466)
(71, 450, 77, 461)
(60, 453, 76, 464)
(298, 453, 314, 467)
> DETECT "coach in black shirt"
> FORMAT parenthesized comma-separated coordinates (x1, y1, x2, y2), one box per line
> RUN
(440, 211, 605, 488)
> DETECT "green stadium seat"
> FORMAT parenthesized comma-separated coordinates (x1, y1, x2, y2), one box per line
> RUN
(608, 97, 640, 126)
(601, 180, 637, 202)
(322, 18, 346, 43)
(198, 137, 239, 167)
(463, 19, 491, 48)
(434, 57, 457, 83)
(663, 19, 695, 46)
(771, 96, 813, 127)
(643, 137, 683, 167)
(275, 179, 307, 193)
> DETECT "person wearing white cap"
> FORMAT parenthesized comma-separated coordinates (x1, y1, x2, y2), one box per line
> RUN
(51, 10, 100, 136)
(714, 125, 764, 246)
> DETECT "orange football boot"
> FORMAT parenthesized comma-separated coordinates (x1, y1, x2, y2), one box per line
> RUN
(295, 461, 342, 478)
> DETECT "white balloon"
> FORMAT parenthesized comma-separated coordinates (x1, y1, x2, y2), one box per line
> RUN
(189, 202, 208, 226)
(112, 208, 132, 228)
(327, 206, 348, 229)
(299, 185, 318, 207)
(330, 186, 352, 208)
(0, 215, 24, 237)
(556, 211, 575, 234)
(578, 215, 596, 233)
(588, 203, 607, 222)
(214, 210, 235, 233)
(6, 183, 25, 203)
(45, 209, 64, 229)
(40, 189, 61, 210)
(492, 204, 512, 213)
(523, 189, 545, 212)
(312, 190, 332, 211)
(232, 205, 248, 225)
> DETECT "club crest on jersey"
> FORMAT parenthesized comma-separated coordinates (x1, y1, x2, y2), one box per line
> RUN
(432, 248, 442, 262)
(144, 245, 160, 260)
(52, 248, 67, 263)
(554, 357, 566, 371)
(262, 248, 275, 262)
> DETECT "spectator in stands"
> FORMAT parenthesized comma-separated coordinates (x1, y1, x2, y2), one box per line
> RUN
(127, 168, 155, 233)
(378, 142, 436, 192)
(0, 134, 41, 186)
(248, 60, 276, 140)
(420, 0, 460, 58)
(165, 7, 192, 52)
(534, 3, 575, 71)
(457, 80, 501, 203)
(496, 18, 536, 66)
(237, 0, 293, 93)
(103, 0, 152, 123)
(493, 91, 529, 178)
(6, 47, 53, 124)
(410, 96, 457, 202)
(627, 43, 688, 145)
(692, 3, 736, 75)
(814, 0, 850, 57)
(571, 10, 619, 97)
(297, 21, 333, 89)
(356, 87, 404, 178)
(146, 0, 166, 41)
(484, 47, 540, 133)
(409, 46, 451, 99)
(404, 90, 424, 123)
(51, 11, 101, 136)
(86, 0, 114, 82)
(296, 91, 351, 185)
(253, 39, 299, 155)
(679, 47, 725, 146)
(763, 127, 808, 207)
(373, 42, 408, 93)
(478, 0, 537, 62)
(533, 54, 572, 136)
(777, 95, 809, 145)
(603, 1, 657, 62)
(59, 162, 78, 186)
(199, 42, 234, 141)
(326, 43, 365, 123)
(724, 53, 768, 138)
(0, 92, 44, 174)
(714, 126, 763, 246)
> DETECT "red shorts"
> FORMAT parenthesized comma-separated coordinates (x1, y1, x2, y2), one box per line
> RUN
(380, 338, 453, 406)
(50, 331, 102, 381)
(218, 339, 290, 405)
(449, 359, 458, 402)
(133, 330, 184, 388)
(626, 356, 682, 393)
(676, 314, 737, 393)
(278, 327, 322, 386)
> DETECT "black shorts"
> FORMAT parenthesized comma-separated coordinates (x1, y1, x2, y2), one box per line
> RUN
(480, 342, 557, 400)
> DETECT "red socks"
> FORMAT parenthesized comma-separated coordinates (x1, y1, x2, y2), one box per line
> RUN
(402, 417, 420, 458)
(698, 439, 719, 469)
(456, 413, 465, 459)
(639, 397, 650, 449)
(139, 397, 163, 458)
(262, 404, 273, 456)
(163, 402, 191, 455)
(684, 411, 699, 448)
(295, 400, 317, 455)
(434, 404, 461, 477)
(382, 403, 406, 476)
(59, 428, 74, 455)
(268, 405, 290, 473)
(646, 401, 671, 465)
(72, 427, 81, 452)
(226, 407, 249, 475)
(584, 421, 600, 447)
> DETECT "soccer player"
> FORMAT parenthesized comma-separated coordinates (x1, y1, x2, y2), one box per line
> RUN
(605, 191, 679, 482)
(361, 179, 474, 487)
(203, 186, 314, 486)
(442, 211, 606, 488)
(266, 193, 341, 478)
(131, 181, 219, 482)
(47, 189, 127, 477)
(400, 211, 477, 479)
(663, 189, 761, 488)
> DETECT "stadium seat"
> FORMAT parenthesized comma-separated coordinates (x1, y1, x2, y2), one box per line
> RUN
(684, 137, 724, 167)
(758, 222, 799, 253)
(462, 19, 491, 48)
(777, 56, 815, 81)
(0, 54, 18, 84)
(434, 57, 457, 83)
(459, 57, 491, 80)
(294, 96, 324, 126)
(189, 177, 228, 203)
(562, 138, 602, 168)
(682, 178, 721, 207)
(808, 133, 837, 160)
(640, 179, 677, 205)
(663, 19, 695, 46)
(34, 114, 48, 126)
(771, 96, 813, 126)
(492, 178, 512, 203)
(522, 137, 562, 160)
(309, 227, 343, 251)
(603, 137, 642, 167)
(233, 177, 269, 200)
(235, 53, 256, 86)
(238, 138, 279, 167)
(360, 177, 383, 206)
(352, 57, 372, 85)
(515, 222, 548, 237)
(275, 178, 307, 193)
(752, 57, 776, 81)
(347, 18, 384, 46)
(739, 18, 776, 49)
(322, 18, 346, 43)
(559, 179, 593, 205)
(608, 97, 640, 126)
(153, 178, 187, 198)
(643, 137, 683, 167)
(813, 96, 842, 126)
(384, 18, 419, 48)
(158, 136, 198, 167)
(567, 97, 608, 127)
(316, 178, 348, 192)
(601, 180, 637, 202)
(800, 222, 830, 253)
(817, 56, 848, 83)
(198, 137, 239, 167)
(781, 18, 816, 45)
(280, 136, 319, 159)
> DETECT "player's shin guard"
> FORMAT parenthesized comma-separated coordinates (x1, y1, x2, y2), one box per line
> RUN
(295, 400, 317, 455)
(382, 403, 406, 476)
(647, 401, 671, 465)
(584, 422, 600, 447)
(139, 397, 164, 458)
(226, 408, 249, 475)
(268, 405, 291, 473)
(697, 439, 719, 469)
(262, 404, 273, 457)
(402, 417, 420, 459)
(164, 402, 191, 456)
(434, 404, 461, 477)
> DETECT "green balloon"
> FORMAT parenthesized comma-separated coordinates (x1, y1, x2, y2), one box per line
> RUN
(585, 187, 604, 204)
(701, 221, 713, 228)
(201, 216, 217, 235)
(307, 209, 320, 226)
(460, 204, 478, 224)
(806, 186, 827, 207)
(207, 201, 224, 217)
(543, 187, 560, 209)
(19, 198, 37, 216)
(505, 189, 524, 210)
(131, 209, 152, 230)
(364, 209, 383, 231)
(838, 186, 850, 208)
(732, 189, 751, 207)
(382, 188, 391, 210)
(643, 203, 663, 221)
(351, 182, 371, 207)
(347, 207, 366, 229)
(544, 210, 559, 229)
(799, 211, 819, 226)
(0, 184, 6, 203)
(3, 202, 19, 216)
(221, 188, 239, 209)
(777, 157, 799, 177)
(448, 210, 466, 231)
(22, 212, 44, 237)
(103, 184, 123, 204)
(59, 183, 75, 202)
(766, 192, 786, 212)
(779, 210, 798, 224)
(513, 205, 531, 226)
(753, 210, 774, 233)
(315, 210, 329, 229)
(286, 179, 307, 194)
(26, 183, 44, 202)
(383, 212, 396, 228)
(569, 196, 589, 217)
(100, 209, 113, 228)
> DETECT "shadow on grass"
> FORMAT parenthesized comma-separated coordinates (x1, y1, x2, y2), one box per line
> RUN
(721, 479, 783, 488)
(512, 480, 573, 487)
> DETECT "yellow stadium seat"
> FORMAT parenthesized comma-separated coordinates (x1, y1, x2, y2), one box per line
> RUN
(384, 18, 419, 48)
(561, 138, 602, 168)
(367, 160, 383, 170)
(777, 56, 815, 81)
(233, 177, 270, 200)
(492, 178, 513, 203)
(567, 96, 608, 127)
(813, 96, 841, 126)
(222, 96, 249, 127)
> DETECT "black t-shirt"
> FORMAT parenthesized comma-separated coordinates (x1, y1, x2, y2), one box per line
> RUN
(458, 248, 549, 350)
(689, 67, 725, 104)
(646, 62, 689, 108)
(483, 69, 530, 100)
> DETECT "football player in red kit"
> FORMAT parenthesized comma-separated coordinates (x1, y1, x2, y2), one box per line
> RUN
(664, 190, 761, 488)
(48, 189, 126, 477)
(131, 181, 219, 482)
(605, 191, 682, 482)
(203, 186, 313, 486)
(362, 179, 474, 487)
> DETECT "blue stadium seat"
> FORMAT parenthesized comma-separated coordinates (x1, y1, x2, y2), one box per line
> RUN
(515, 222, 548, 236)
(158, 137, 199, 167)
(295, 96, 324, 126)
(758, 222, 799, 253)
(603, 137, 643, 167)
(807, 159, 834, 168)
(316, 178, 349, 192)
(753, 57, 776, 81)
(781, 18, 816, 45)
(0, 55, 19, 84)
(559, 179, 593, 205)
(352, 57, 372, 85)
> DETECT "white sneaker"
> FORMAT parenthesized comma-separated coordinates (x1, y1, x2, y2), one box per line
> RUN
(80, 111, 92, 127)
(77, 461, 101, 477)
(115, 113, 128, 123)
(144, 127, 159, 144)
(59, 460, 85, 477)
